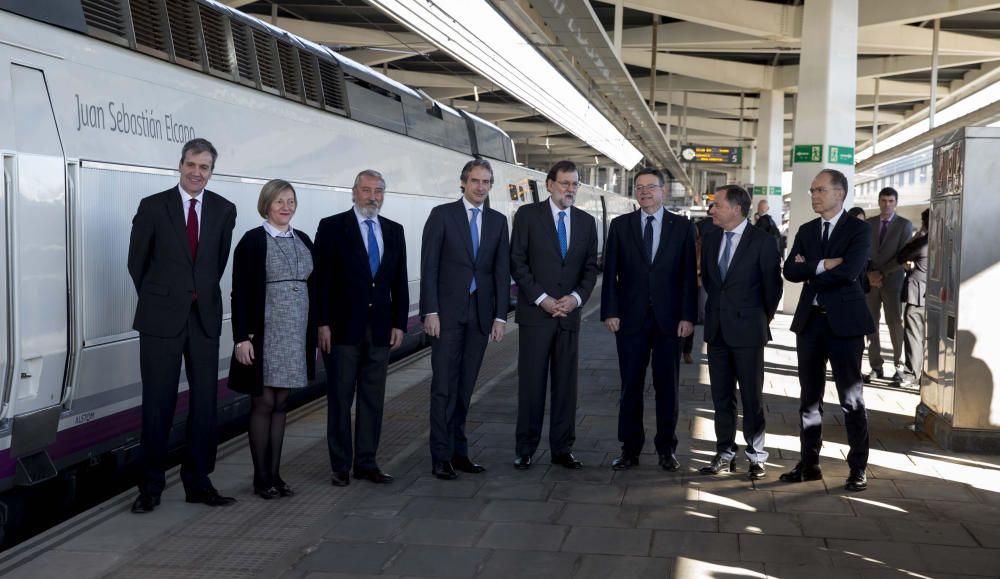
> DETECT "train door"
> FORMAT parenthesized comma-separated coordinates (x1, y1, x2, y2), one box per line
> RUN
(2, 64, 68, 483)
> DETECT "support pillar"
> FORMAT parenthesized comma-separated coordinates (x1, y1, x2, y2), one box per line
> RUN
(754, 90, 785, 231)
(785, 0, 858, 312)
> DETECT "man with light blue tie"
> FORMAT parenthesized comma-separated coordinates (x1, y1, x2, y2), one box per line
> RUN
(420, 159, 510, 480)
(510, 160, 599, 470)
(315, 169, 409, 487)
(601, 167, 697, 472)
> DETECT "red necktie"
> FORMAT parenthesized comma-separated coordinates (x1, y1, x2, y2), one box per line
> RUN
(187, 198, 199, 260)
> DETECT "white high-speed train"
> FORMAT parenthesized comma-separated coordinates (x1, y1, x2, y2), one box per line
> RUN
(0, 0, 635, 522)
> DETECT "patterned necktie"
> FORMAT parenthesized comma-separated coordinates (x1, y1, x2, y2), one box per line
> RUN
(644, 215, 655, 263)
(719, 231, 735, 281)
(469, 207, 480, 294)
(557, 211, 568, 259)
(187, 198, 198, 260)
(879, 219, 889, 244)
(821, 221, 831, 258)
(364, 219, 380, 278)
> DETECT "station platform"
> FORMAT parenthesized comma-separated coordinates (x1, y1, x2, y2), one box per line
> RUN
(4, 300, 1000, 579)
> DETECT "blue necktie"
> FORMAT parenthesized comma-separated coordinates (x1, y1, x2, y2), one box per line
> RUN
(365, 219, 379, 278)
(719, 231, 734, 281)
(557, 211, 568, 259)
(644, 215, 655, 263)
(469, 207, 480, 293)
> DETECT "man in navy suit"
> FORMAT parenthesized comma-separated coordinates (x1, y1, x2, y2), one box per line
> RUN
(510, 160, 598, 470)
(127, 138, 237, 513)
(600, 167, 697, 472)
(421, 159, 510, 480)
(700, 185, 782, 480)
(315, 170, 409, 486)
(781, 169, 875, 492)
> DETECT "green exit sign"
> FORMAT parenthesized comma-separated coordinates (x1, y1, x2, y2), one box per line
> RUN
(828, 145, 854, 164)
(793, 144, 823, 163)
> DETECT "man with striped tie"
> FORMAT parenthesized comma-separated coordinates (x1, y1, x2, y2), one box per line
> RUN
(315, 169, 409, 487)
(510, 160, 598, 470)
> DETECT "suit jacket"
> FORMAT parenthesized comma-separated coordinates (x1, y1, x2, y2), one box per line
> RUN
(784, 211, 876, 338)
(701, 223, 782, 347)
(420, 199, 510, 334)
(228, 227, 317, 394)
(314, 209, 409, 347)
(510, 200, 598, 330)
(600, 209, 697, 335)
(867, 214, 913, 289)
(897, 233, 929, 306)
(127, 186, 237, 338)
(754, 213, 781, 241)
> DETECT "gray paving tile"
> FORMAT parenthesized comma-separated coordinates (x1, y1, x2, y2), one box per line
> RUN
(773, 492, 853, 515)
(383, 545, 490, 578)
(474, 480, 553, 500)
(549, 481, 625, 505)
(402, 477, 484, 498)
(476, 521, 569, 551)
(739, 534, 829, 565)
(893, 480, 983, 502)
(5, 550, 122, 579)
(917, 545, 1000, 576)
(798, 513, 886, 540)
(964, 522, 1000, 548)
(825, 539, 927, 571)
(475, 549, 579, 579)
(842, 496, 939, 520)
(295, 542, 401, 574)
(622, 483, 694, 507)
(393, 519, 489, 547)
(574, 554, 674, 579)
(880, 518, 978, 546)
(398, 497, 489, 520)
(322, 516, 406, 542)
(636, 506, 719, 532)
(649, 530, 740, 561)
(478, 499, 563, 522)
(719, 511, 803, 536)
(765, 564, 861, 579)
(556, 503, 639, 528)
(561, 526, 652, 556)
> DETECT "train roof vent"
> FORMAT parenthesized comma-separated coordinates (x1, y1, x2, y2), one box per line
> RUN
(198, 4, 231, 76)
(130, 0, 169, 55)
(317, 58, 347, 114)
(276, 40, 301, 99)
(165, 0, 200, 66)
(252, 27, 281, 93)
(81, 0, 129, 43)
(229, 18, 256, 85)
(299, 50, 322, 107)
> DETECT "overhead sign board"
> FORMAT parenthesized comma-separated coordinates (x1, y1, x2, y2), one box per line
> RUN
(680, 145, 742, 164)
(793, 144, 823, 163)
(828, 145, 854, 164)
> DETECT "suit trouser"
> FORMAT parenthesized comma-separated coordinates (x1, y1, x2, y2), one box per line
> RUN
(138, 304, 219, 496)
(866, 280, 904, 370)
(616, 314, 680, 457)
(903, 304, 925, 381)
(516, 319, 578, 457)
(429, 294, 489, 462)
(325, 325, 390, 472)
(796, 308, 869, 471)
(707, 335, 768, 464)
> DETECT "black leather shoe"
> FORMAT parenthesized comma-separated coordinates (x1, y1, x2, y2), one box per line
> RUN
(185, 488, 237, 506)
(658, 453, 680, 472)
(130, 493, 160, 514)
(611, 454, 639, 471)
(354, 467, 394, 484)
(748, 462, 766, 480)
(513, 454, 533, 469)
(863, 369, 885, 384)
(779, 462, 823, 483)
(452, 456, 486, 474)
(331, 471, 350, 487)
(254, 485, 279, 499)
(273, 477, 294, 497)
(845, 469, 868, 492)
(699, 455, 736, 475)
(551, 452, 583, 469)
(433, 460, 458, 480)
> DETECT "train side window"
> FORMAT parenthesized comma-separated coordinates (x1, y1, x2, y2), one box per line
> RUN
(528, 180, 540, 203)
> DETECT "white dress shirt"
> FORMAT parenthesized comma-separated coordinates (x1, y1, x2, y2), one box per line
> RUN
(262, 221, 295, 238)
(640, 205, 665, 261)
(179, 184, 202, 237)
(353, 205, 384, 257)
(535, 198, 582, 308)
(463, 197, 483, 245)
(717, 218, 750, 270)
(812, 209, 846, 305)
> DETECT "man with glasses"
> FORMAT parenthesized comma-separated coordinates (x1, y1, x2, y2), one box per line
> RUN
(510, 160, 598, 470)
(600, 167, 697, 472)
(781, 169, 874, 492)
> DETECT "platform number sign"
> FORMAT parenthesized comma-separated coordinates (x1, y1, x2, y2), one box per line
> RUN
(793, 144, 823, 164)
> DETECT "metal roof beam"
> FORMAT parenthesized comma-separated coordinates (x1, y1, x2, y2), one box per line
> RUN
(859, 0, 1000, 28)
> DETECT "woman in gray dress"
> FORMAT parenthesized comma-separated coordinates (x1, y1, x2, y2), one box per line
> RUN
(230, 179, 316, 499)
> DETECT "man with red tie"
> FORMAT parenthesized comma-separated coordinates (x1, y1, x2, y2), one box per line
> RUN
(127, 138, 237, 513)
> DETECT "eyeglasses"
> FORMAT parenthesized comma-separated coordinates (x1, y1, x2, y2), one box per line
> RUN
(556, 180, 580, 190)
(634, 184, 662, 193)
(808, 186, 842, 196)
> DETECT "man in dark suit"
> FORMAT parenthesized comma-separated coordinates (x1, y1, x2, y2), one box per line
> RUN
(421, 159, 510, 480)
(864, 187, 913, 382)
(315, 170, 409, 486)
(510, 160, 598, 470)
(127, 138, 237, 513)
(897, 208, 929, 388)
(782, 169, 875, 492)
(753, 198, 781, 244)
(699, 185, 782, 480)
(600, 167, 697, 472)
